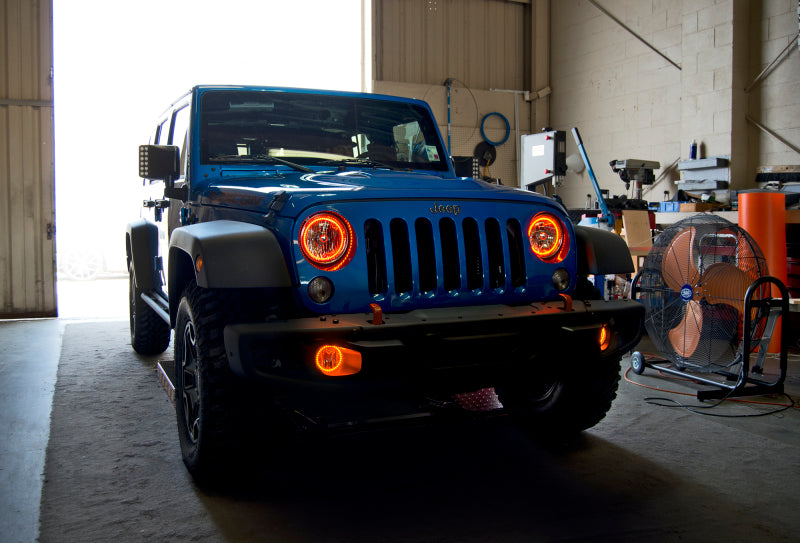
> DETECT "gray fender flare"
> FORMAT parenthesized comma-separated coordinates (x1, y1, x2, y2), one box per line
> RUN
(126, 219, 161, 292)
(168, 220, 292, 292)
(574, 225, 635, 276)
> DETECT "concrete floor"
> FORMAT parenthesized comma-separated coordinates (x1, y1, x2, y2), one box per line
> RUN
(0, 319, 63, 543)
(2, 278, 799, 541)
(0, 277, 128, 543)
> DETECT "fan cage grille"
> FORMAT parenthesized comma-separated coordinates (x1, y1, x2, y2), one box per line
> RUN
(638, 214, 770, 372)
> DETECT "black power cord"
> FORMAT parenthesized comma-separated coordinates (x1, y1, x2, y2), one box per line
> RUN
(643, 393, 796, 418)
(624, 363, 798, 418)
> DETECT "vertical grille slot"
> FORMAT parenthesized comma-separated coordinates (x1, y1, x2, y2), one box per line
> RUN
(507, 219, 526, 287)
(463, 218, 483, 290)
(485, 218, 505, 289)
(365, 219, 386, 295)
(415, 218, 437, 293)
(365, 210, 531, 302)
(390, 218, 413, 294)
(439, 217, 460, 291)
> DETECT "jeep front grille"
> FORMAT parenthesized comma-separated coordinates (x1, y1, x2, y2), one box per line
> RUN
(364, 216, 527, 297)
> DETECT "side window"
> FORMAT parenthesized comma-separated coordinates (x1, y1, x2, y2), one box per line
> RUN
(171, 105, 191, 178)
(155, 118, 169, 144)
(147, 117, 171, 184)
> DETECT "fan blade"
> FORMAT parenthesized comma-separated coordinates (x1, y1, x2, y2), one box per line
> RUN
(662, 227, 699, 292)
(669, 299, 703, 358)
(701, 262, 751, 315)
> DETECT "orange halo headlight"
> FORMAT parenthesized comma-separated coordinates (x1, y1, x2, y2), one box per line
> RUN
(299, 211, 355, 271)
(528, 213, 568, 262)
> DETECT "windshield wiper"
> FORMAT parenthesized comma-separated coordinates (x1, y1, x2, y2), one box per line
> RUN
(208, 154, 314, 173)
(320, 158, 410, 172)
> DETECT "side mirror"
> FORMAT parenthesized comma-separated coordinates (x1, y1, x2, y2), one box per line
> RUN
(138, 145, 179, 181)
(139, 145, 186, 200)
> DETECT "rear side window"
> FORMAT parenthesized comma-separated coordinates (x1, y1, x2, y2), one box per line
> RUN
(146, 117, 172, 184)
(171, 105, 191, 177)
(153, 118, 169, 144)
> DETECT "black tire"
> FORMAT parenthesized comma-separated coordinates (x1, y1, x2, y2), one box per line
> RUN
(174, 282, 286, 482)
(129, 262, 170, 355)
(498, 355, 622, 437)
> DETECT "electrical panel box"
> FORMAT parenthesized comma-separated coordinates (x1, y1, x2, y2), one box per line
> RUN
(521, 130, 566, 189)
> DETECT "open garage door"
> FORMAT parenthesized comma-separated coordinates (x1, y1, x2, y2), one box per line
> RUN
(0, 0, 57, 318)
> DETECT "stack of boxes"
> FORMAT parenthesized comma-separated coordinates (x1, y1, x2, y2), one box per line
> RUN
(674, 156, 730, 211)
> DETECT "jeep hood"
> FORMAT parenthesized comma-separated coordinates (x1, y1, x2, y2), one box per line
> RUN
(199, 169, 564, 219)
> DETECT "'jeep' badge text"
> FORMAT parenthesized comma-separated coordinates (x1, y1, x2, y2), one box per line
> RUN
(430, 202, 461, 215)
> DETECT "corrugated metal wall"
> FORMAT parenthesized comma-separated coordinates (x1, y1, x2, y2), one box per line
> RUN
(0, 0, 56, 317)
(374, 0, 528, 90)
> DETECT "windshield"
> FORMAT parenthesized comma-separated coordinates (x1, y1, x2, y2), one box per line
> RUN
(199, 90, 449, 172)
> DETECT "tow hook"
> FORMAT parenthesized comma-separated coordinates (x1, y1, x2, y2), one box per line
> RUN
(369, 303, 384, 325)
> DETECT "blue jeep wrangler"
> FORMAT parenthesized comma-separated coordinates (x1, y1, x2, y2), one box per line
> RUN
(127, 85, 644, 479)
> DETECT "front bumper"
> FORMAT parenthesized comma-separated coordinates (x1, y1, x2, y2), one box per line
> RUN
(224, 298, 644, 389)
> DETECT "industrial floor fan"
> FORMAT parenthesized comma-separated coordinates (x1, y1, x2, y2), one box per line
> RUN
(631, 214, 789, 401)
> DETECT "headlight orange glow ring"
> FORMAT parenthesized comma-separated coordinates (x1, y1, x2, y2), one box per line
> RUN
(528, 213, 565, 261)
(299, 211, 355, 271)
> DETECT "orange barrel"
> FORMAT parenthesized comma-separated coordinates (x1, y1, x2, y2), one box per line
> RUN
(738, 191, 786, 352)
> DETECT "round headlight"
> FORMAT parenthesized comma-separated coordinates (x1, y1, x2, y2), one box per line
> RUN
(299, 211, 355, 271)
(308, 276, 334, 304)
(528, 213, 564, 260)
(552, 268, 571, 291)
(527, 213, 570, 263)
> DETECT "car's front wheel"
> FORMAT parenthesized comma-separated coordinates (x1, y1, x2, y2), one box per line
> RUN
(174, 282, 287, 482)
(497, 355, 621, 437)
(174, 283, 243, 480)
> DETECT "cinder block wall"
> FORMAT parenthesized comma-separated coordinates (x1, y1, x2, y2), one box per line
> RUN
(551, 0, 683, 207)
(551, 0, 800, 209)
(748, 0, 800, 168)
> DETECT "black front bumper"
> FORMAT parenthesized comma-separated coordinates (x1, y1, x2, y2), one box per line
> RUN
(224, 298, 644, 389)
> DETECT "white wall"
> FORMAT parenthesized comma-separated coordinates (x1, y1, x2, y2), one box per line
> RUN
(747, 0, 800, 168)
(552, 0, 683, 207)
(551, 0, 800, 209)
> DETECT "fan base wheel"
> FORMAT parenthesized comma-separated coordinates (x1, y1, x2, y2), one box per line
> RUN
(630, 351, 646, 375)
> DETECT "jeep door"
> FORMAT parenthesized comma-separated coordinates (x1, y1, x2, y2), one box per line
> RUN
(141, 96, 191, 296)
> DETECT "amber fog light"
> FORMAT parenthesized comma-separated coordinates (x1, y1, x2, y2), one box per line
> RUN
(314, 345, 362, 376)
(552, 268, 571, 291)
(599, 324, 611, 351)
(308, 276, 334, 304)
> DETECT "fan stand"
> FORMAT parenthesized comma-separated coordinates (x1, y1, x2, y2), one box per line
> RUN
(631, 275, 790, 401)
